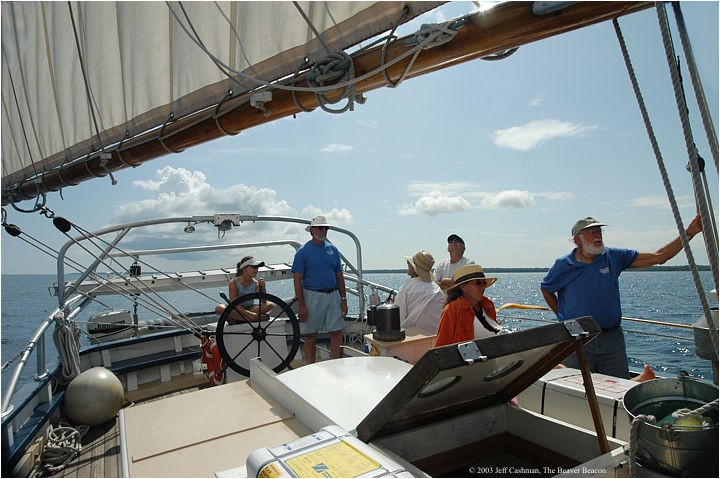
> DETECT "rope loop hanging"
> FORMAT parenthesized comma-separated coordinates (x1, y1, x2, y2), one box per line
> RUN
(52, 310, 82, 385)
(9, 189, 46, 214)
(382, 21, 460, 89)
(214, 90, 240, 137)
(482, 47, 520, 61)
(291, 57, 315, 113)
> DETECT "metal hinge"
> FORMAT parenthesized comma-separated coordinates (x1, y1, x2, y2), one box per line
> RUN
(457, 341, 488, 365)
(563, 319, 588, 338)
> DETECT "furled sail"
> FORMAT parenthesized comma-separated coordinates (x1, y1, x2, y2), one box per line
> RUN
(1, 1, 441, 201)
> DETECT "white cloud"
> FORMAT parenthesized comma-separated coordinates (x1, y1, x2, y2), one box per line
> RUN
(356, 119, 379, 128)
(631, 195, 668, 208)
(536, 191, 576, 201)
(493, 119, 599, 151)
(320, 143, 353, 153)
(631, 195, 694, 209)
(114, 166, 296, 244)
(401, 182, 573, 215)
(529, 94, 546, 107)
(406, 181, 476, 197)
(480, 190, 536, 210)
(399, 191, 472, 216)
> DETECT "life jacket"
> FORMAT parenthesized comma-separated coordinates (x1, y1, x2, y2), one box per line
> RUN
(201, 334, 225, 386)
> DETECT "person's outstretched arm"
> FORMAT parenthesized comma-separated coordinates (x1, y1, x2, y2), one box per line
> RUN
(631, 214, 702, 269)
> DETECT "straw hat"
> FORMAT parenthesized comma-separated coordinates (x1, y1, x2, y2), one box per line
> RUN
(402, 251, 435, 282)
(571, 217, 606, 236)
(305, 215, 332, 232)
(448, 264, 497, 291)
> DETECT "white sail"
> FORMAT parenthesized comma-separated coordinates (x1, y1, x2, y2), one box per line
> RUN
(1, 1, 441, 192)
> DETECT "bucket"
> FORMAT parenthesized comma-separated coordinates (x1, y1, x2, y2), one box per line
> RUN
(623, 374, 718, 476)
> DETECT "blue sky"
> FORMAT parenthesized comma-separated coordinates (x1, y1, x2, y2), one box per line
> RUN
(1, 1, 718, 275)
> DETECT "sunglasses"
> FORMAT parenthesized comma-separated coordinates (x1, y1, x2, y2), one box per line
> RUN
(248, 265, 260, 269)
(468, 279, 486, 287)
(314, 226, 329, 230)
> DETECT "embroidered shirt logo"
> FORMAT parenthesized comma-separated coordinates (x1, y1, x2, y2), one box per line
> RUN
(599, 267, 610, 274)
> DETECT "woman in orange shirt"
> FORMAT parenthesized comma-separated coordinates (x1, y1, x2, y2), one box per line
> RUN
(435, 265, 501, 347)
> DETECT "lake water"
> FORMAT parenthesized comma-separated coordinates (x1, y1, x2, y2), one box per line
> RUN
(2, 270, 717, 401)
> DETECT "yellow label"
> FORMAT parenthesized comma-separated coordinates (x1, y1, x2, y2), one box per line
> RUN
(258, 461, 284, 478)
(285, 441, 381, 478)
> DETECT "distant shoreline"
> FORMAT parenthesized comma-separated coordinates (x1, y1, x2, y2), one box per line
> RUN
(2, 265, 711, 276)
(365, 265, 712, 274)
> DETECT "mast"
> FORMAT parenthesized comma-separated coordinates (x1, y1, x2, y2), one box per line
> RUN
(2, 1, 652, 205)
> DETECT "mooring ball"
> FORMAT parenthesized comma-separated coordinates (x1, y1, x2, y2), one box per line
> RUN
(62, 367, 124, 426)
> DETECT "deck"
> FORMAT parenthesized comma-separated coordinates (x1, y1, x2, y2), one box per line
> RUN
(47, 386, 204, 478)
(39, 342, 367, 478)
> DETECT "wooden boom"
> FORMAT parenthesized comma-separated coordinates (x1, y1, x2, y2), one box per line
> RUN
(4, 1, 652, 205)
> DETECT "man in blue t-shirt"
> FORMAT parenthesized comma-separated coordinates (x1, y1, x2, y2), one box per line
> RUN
(541, 214, 702, 379)
(292, 216, 348, 364)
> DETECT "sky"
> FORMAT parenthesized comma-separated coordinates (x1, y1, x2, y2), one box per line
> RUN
(1, 1, 718, 276)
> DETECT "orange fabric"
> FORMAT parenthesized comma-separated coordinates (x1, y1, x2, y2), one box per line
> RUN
(434, 296, 497, 347)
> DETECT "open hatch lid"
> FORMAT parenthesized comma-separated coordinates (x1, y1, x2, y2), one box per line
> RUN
(356, 316, 600, 443)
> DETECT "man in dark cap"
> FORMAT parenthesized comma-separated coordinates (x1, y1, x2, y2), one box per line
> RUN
(435, 234, 475, 290)
(541, 214, 702, 379)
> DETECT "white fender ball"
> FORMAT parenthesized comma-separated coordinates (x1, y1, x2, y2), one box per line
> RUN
(62, 367, 124, 426)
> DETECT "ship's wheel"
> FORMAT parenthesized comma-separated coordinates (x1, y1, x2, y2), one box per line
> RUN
(216, 292, 301, 377)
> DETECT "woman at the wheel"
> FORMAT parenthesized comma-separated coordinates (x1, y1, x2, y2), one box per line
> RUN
(215, 256, 273, 323)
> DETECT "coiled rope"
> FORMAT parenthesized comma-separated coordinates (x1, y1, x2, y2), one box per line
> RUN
(628, 398, 718, 477)
(53, 312, 82, 385)
(307, 51, 357, 114)
(613, 15, 718, 359)
(43, 420, 89, 474)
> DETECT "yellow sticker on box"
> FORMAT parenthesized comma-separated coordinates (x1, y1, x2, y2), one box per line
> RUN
(285, 441, 381, 478)
(258, 461, 284, 478)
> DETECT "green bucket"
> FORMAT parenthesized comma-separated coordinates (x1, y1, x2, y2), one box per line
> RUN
(623, 374, 718, 477)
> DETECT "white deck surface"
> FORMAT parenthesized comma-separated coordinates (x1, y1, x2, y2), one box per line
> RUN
(276, 356, 413, 432)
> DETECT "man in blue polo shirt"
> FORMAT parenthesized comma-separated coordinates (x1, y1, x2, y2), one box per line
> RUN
(292, 216, 348, 364)
(541, 214, 702, 379)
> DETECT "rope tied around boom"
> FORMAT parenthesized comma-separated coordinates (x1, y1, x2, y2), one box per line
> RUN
(307, 51, 356, 114)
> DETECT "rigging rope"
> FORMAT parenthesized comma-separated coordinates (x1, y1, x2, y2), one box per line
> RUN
(613, 16, 718, 359)
(655, 3, 719, 290)
(56, 220, 211, 335)
(671, 2, 719, 173)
